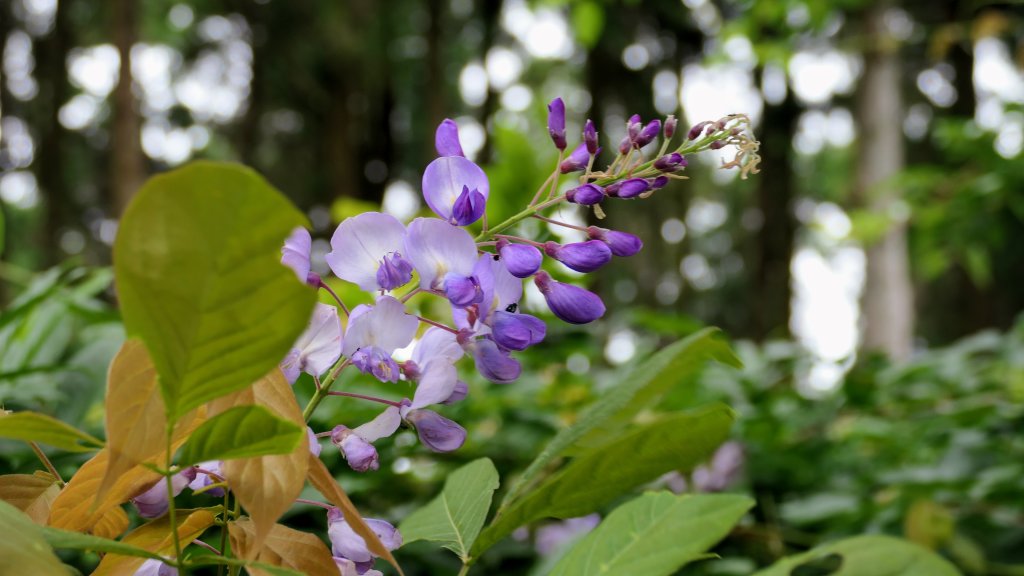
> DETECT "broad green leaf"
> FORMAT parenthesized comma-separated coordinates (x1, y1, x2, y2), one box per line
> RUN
(0, 411, 103, 452)
(0, 500, 66, 575)
(399, 458, 500, 561)
(190, 555, 307, 576)
(473, 404, 734, 556)
(114, 161, 316, 422)
(0, 472, 60, 524)
(177, 405, 303, 465)
(548, 492, 754, 576)
(751, 535, 963, 576)
(41, 527, 165, 561)
(503, 329, 739, 506)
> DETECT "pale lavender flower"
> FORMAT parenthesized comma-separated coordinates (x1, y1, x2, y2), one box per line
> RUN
(282, 227, 313, 284)
(134, 559, 178, 576)
(308, 426, 322, 458)
(535, 515, 601, 557)
(435, 118, 465, 157)
(421, 156, 490, 225)
(404, 217, 480, 303)
(280, 303, 343, 384)
(327, 508, 402, 567)
(189, 460, 224, 497)
(331, 407, 401, 473)
(403, 409, 467, 452)
(467, 337, 522, 383)
(325, 212, 409, 292)
(132, 468, 196, 518)
(343, 296, 418, 382)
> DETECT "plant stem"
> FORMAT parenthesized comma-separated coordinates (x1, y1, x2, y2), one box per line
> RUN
(476, 194, 566, 241)
(302, 359, 350, 422)
(165, 425, 183, 569)
(192, 539, 222, 555)
(217, 489, 230, 576)
(327, 390, 401, 407)
(457, 563, 472, 576)
(318, 280, 350, 316)
(295, 497, 334, 510)
(29, 442, 64, 487)
(417, 315, 459, 334)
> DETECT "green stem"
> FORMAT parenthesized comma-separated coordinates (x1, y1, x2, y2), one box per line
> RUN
(458, 562, 472, 576)
(217, 489, 230, 576)
(165, 425, 184, 571)
(29, 442, 65, 487)
(303, 359, 350, 422)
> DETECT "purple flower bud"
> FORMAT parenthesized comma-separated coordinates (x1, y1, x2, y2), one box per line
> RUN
(331, 426, 380, 472)
(633, 119, 661, 148)
(709, 139, 725, 150)
(469, 337, 522, 382)
(664, 115, 677, 139)
(497, 239, 543, 278)
(442, 380, 469, 405)
(627, 114, 642, 140)
(491, 311, 546, 351)
(544, 240, 612, 273)
(534, 271, 606, 325)
(450, 185, 487, 226)
(405, 409, 466, 452)
(649, 175, 669, 189)
(688, 121, 710, 140)
(547, 98, 567, 151)
(351, 347, 401, 383)
(559, 143, 594, 174)
(375, 252, 413, 291)
(653, 152, 687, 172)
(132, 468, 196, 518)
(583, 119, 599, 154)
(444, 273, 483, 307)
(435, 118, 465, 157)
(566, 183, 605, 206)
(588, 227, 643, 257)
(617, 135, 632, 155)
(610, 178, 650, 199)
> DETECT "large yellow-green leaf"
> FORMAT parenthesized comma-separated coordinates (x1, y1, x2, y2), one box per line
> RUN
(472, 404, 734, 556)
(751, 535, 963, 576)
(0, 500, 66, 576)
(399, 458, 499, 562)
(92, 508, 216, 575)
(228, 518, 338, 576)
(502, 329, 739, 507)
(549, 492, 753, 576)
(113, 161, 316, 422)
(0, 472, 60, 525)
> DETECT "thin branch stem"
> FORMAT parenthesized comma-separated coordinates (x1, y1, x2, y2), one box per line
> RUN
(326, 391, 401, 407)
(302, 359, 351, 422)
(318, 280, 350, 316)
(295, 498, 334, 510)
(532, 214, 589, 233)
(192, 539, 222, 556)
(29, 442, 64, 487)
(417, 315, 459, 334)
(165, 425, 183, 565)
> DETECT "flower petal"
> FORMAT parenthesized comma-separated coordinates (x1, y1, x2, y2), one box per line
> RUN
(281, 227, 312, 282)
(352, 406, 402, 442)
(410, 359, 458, 410)
(421, 157, 489, 222)
(342, 295, 418, 357)
(325, 212, 407, 292)
(404, 217, 478, 289)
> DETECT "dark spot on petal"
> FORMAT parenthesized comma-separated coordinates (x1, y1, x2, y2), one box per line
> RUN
(506, 303, 518, 313)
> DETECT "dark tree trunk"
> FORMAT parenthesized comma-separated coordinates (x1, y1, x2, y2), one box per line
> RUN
(110, 0, 144, 215)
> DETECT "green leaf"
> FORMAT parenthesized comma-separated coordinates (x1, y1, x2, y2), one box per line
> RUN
(113, 162, 317, 422)
(0, 411, 103, 452)
(177, 405, 304, 466)
(189, 555, 308, 576)
(0, 500, 66, 574)
(399, 458, 500, 561)
(41, 527, 165, 561)
(751, 535, 963, 576)
(473, 403, 734, 556)
(503, 329, 739, 506)
(549, 492, 754, 576)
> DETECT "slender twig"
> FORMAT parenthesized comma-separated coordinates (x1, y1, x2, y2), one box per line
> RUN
(217, 489, 229, 576)
(165, 425, 183, 565)
(192, 539, 222, 556)
(295, 498, 334, 510)
(327, 391, 401, 407)
(417, 315, 459, 334)
(318, 280, 350, 316)
(302, 359, 351, 422)
(532, 214, 588, 233)
(29, 442, 64, 487)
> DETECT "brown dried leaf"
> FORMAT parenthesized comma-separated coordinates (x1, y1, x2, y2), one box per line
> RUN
(307, 454, 404, 576)
(0, 472, 60, 524)
(229, 518, 337, 576)
(97, 340, 166, 501)
(48, 409, 205, 533)
(92, 505, 130, 540)
(92, 508, 216, 575)
(210, 369, 308, 555)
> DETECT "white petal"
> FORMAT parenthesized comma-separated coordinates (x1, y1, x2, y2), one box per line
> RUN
(294, 303, 343, 377)
(342, 295, 418, 356)
(404, 218, 478, 289)
(353, 406, 402, 442)
(410, 359, 458, 410)
(412, 327, 464, 366)
(281, 227, 311, 282)
(325, 212, 406, 292)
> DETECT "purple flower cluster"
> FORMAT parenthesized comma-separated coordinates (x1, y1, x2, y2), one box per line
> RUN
(277, 100, 763, 488)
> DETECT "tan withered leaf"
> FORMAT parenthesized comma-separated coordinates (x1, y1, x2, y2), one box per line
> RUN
(229, 518, 337, 576)
(92, 505, 130, 540)
(92, 508, 216, 575)
(307, 454, 404, 576)
(48, 410, 205, 533)
(0, 472, 60, 524)
(210, 369, 308, 555)
(97, 339, 166, 501)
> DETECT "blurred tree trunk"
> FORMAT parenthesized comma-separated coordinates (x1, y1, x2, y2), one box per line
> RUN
(35, 0, 73, 265)
(110, 0, 143, 215)
(750, 82, 798, 340)
(854, 2, 915, 361)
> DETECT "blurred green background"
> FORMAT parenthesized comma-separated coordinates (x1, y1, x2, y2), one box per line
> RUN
(2, 0, 1024, 574)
